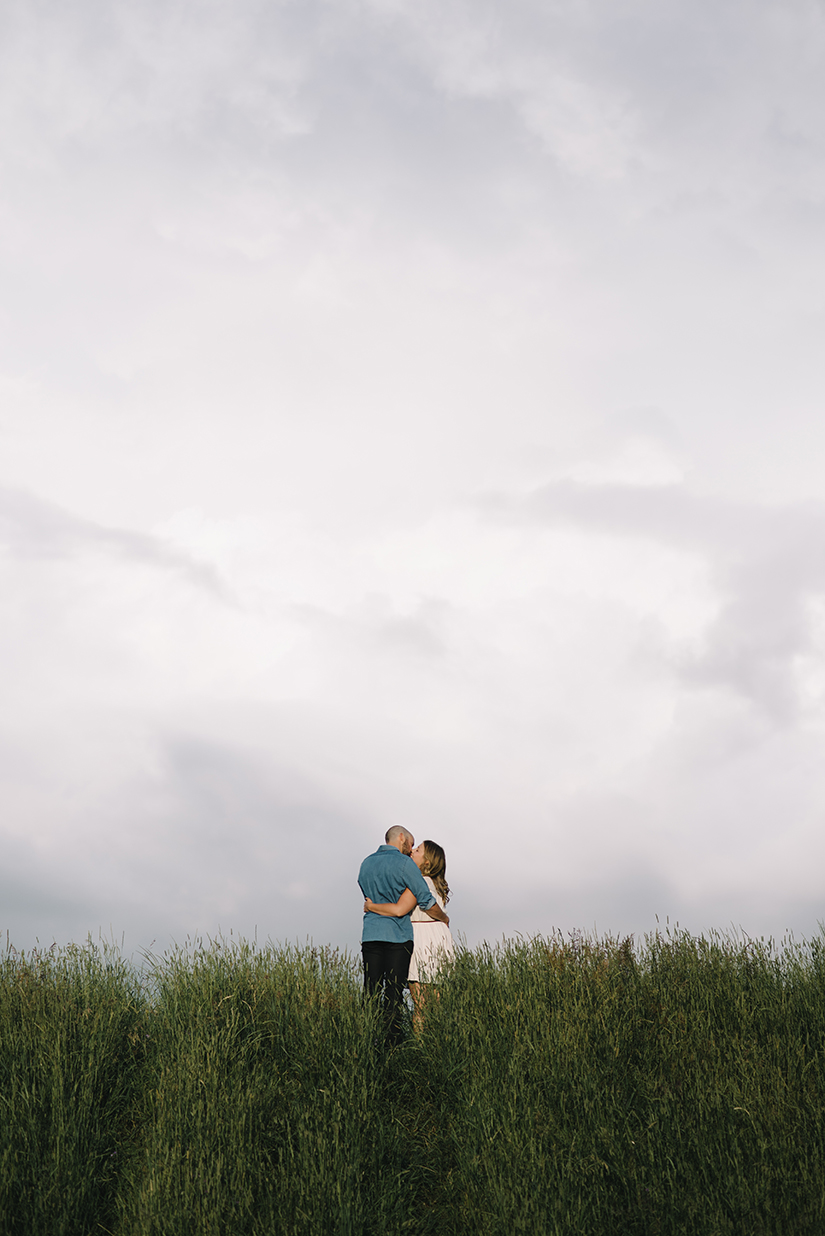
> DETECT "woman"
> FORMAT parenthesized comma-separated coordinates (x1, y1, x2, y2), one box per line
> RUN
(363, 839, 454, 1028)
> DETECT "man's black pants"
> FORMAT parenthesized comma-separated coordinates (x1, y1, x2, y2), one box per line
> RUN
(362, 940, 414, 1046)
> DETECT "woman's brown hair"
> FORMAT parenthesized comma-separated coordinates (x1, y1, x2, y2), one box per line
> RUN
(420, 840, 450, 904)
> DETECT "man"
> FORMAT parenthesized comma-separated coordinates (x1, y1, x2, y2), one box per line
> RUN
(358, 825, 450, 1045)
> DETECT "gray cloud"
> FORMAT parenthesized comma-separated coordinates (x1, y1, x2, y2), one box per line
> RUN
(488, 479, 825, 720)
(466, 869, 825, 952)
(2, 0, 825, 959)
(0, 486, 230, 598)
(6, 0, 823, 256)
(1, 730, 378, 955)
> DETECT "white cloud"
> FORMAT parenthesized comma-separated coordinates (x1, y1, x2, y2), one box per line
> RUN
(2, 0, 825, 952)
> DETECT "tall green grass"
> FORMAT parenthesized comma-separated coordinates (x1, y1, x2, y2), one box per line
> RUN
(0, 942, 142, 1236)
(117, 940, 408, 1236)
(405, 931, 825, 1234)
(2, 929, 824, 1234)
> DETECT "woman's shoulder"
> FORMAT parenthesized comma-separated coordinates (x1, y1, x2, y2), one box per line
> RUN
(423, 875, 446, 909)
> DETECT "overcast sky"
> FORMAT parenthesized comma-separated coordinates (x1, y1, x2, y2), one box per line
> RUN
(3, 0, 825, 956)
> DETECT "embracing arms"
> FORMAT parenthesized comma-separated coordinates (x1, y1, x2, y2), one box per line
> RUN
(364, 887, 450, 927)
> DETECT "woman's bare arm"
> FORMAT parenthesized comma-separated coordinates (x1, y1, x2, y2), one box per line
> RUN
(424, 903, 450, 928)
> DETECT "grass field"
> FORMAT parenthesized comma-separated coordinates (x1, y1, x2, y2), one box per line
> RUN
(1, 928, 824, 1235)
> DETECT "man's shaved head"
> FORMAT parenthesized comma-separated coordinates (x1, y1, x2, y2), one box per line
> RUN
(385, 825, 414, 854)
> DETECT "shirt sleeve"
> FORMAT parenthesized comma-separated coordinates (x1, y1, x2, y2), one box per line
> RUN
(404, 858, 436, 909)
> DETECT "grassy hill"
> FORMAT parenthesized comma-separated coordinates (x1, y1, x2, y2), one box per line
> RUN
(2, 928, 824, 1234)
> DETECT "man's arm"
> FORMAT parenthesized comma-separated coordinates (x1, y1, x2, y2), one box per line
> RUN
(424, 902, 450, 927)
(403, 862, 450, 928)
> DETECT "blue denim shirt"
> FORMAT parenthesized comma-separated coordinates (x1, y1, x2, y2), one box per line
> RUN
(359, 845, 436, 943)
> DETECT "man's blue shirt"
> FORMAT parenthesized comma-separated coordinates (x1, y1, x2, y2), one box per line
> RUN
(359, 845, 436, 943)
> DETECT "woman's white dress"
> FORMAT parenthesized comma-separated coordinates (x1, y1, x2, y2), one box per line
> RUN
(408, 876, 455, 983)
